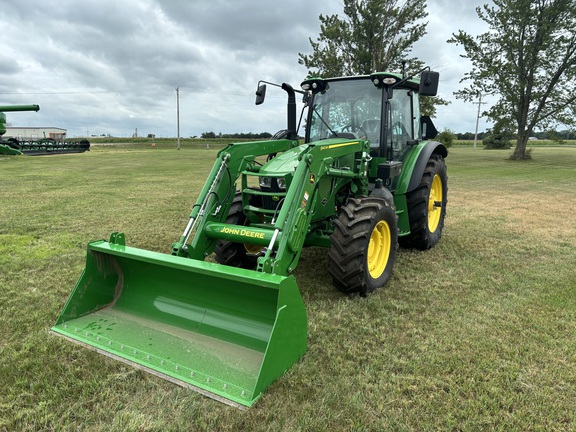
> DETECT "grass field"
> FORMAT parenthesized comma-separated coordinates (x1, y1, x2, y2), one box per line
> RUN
(1, 145, 575, 431)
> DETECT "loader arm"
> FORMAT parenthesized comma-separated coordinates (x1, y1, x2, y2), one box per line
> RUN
(171, 138, 299, 259)
(256, 138, 370, 276)
(173, 137, 370, 277)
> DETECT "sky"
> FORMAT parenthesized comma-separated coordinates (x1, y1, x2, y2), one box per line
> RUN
(0, 0, 492, 139)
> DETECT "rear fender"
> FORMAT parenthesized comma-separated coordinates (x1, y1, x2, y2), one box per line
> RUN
(396, 141, 447, 195)
(394, 141, 447, 236)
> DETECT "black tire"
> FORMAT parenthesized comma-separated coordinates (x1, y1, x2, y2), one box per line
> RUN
(400, 153, 448, 250)
(7, 138, 19, 149)
(328, 196, 398, 296)
(214, 192, 262, 269)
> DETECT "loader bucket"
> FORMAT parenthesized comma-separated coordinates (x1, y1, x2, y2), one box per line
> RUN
(51, 235, 307, 408)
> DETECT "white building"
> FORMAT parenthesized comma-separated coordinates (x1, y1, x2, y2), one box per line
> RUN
(5, 127, 67, 141)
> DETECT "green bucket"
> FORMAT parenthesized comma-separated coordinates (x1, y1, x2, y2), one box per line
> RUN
(51, 235, 307, 408)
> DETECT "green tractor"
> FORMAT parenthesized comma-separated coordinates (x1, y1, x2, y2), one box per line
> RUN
(52, 69, 447, 408)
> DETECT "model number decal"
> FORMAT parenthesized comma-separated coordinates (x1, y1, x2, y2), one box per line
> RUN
(320, 141, 358, 151)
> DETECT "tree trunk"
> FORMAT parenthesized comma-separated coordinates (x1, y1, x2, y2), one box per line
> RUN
(512, 111, 531, 160)
(512, 136, 530, 160)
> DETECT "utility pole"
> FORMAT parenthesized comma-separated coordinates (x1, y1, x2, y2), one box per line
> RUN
(176, 87, 181, 150)
(473, 93, 487, 148)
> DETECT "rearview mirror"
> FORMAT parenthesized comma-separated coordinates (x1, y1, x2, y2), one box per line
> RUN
(255, 84, 267, 105)
(419, 71, 439, 96)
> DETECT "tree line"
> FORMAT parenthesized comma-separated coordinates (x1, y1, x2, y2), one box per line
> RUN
(455, 130, 576, 141)
(200, 132, 272, 139)
(199, 129, 575, 142)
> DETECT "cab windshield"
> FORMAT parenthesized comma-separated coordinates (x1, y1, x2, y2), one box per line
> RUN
(308, 79, 382, 146)
(307, 78, 419, 160)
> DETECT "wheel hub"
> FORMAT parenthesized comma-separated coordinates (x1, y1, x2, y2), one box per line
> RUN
(428, 174, 443, 232)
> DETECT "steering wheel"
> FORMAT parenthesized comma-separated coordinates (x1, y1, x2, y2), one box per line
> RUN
(341, 124, 368, 140)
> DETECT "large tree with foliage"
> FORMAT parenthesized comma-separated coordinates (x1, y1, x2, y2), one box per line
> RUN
(298, 0, 447, 116)
(449, 0, 576, 159)
(299, 0, 428, 76)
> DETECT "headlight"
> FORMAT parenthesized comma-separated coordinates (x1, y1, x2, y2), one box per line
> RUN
(277, 177, 286, 190)
(259, 177, 272, 188)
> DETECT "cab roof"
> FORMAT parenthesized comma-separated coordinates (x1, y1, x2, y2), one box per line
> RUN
(301, 72, 420, 92)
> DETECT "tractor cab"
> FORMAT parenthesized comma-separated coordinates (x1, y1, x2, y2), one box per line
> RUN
(301, 71, 438, 163)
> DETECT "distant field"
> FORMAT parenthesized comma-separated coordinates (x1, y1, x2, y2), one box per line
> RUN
(81, 136, 576, 150)
(453, 139, 576, 147)
(84, 136, 259, 150)
(1, 146, 575, 431)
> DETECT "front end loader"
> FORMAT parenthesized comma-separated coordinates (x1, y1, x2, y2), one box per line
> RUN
(52, 69, 447, 408)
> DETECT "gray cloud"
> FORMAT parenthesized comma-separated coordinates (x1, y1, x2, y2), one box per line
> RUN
(0, 0, 492, 137)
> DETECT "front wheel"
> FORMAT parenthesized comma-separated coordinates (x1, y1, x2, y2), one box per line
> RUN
(328, 196, 398, 296)
(400, 153, 448, 249)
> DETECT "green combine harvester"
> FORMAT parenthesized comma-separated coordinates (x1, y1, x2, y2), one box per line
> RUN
(52, 68, 448, 408)
(0, 104, 90, 155)
(0, 105, 39, 155)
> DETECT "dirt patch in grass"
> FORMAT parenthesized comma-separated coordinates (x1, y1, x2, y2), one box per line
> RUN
(451, 188, 576, 242)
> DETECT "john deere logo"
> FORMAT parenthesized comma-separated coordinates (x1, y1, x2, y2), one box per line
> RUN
(309, 174, 316, 184)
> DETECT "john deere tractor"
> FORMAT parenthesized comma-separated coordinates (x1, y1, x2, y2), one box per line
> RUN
(52, 68, 447, 408)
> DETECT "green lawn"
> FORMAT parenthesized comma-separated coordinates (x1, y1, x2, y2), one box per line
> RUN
(1, 146, 575, 431)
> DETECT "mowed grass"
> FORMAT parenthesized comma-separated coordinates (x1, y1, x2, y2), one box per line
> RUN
(1, 145, 575, 431)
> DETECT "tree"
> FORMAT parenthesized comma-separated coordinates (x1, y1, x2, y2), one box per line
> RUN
(298, 0, 448, 116)
(482, 119, 515, 149)
(299, 0, 428, 76)
(436, 128, 456, 148)
(449, 0, 576, 159)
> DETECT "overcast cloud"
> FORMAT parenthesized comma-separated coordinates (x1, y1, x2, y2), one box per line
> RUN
(0, 0, 491, 138)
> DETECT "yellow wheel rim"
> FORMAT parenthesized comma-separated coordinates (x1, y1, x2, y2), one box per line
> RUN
(367, 220, 391, 279)
(242, 217, 265, 255)
(244, 243, 264, 254)
(428, 174, 443, 233)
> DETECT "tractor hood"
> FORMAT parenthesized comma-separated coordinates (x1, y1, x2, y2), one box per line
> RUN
(258, 138, 360, 176)
(258, 144, 307, 176)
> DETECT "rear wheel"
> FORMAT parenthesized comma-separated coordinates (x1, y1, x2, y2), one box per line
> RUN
(400, 153, 448, 249)
(214, 192, 263, 269)
(328, 196, 398, 296)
